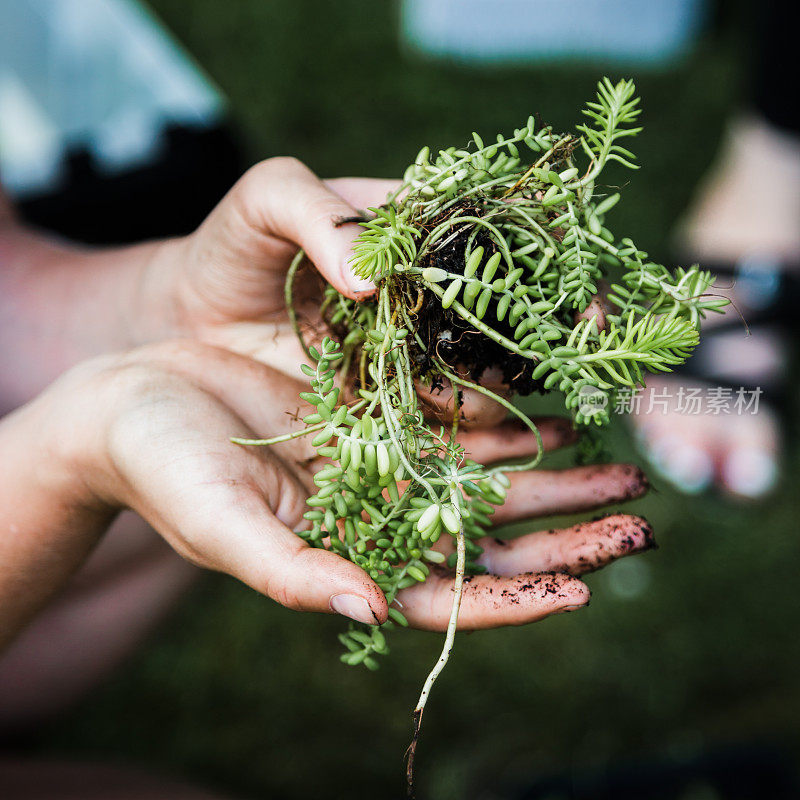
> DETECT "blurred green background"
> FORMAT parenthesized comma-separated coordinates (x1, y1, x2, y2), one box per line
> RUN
(38, 1, 800, 798)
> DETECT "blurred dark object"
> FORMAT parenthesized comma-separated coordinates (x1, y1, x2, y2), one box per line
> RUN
(752, 0, 797, 136)
(15, 121, 244, 245)
(487, 744, 799, 800)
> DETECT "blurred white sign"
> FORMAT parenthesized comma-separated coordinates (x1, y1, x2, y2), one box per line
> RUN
(0, 0, 223, 195)
(401, 0, 705, 65)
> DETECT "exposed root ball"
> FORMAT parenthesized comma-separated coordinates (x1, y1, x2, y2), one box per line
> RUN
(401, 226, 545, 395)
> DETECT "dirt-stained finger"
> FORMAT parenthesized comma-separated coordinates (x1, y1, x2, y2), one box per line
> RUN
(493, 463, 649, 523)
(478, 513, 655, 577)
(457, 417, 577, 463)
(396, 570, 590, 631)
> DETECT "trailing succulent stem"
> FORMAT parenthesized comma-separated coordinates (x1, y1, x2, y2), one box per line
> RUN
(236, 78, 726, 793)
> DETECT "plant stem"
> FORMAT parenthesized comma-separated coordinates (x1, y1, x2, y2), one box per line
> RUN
(230, 426, 324, 447)
(424, 282, 540, 361)
(502, 135, 572, 197)
(285, 249, 313, 359)
(406, 482, 466, 798)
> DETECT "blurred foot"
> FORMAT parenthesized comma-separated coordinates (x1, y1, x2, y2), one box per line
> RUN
(632, 376, 780, 499)
(677, 114, 800, 261)
(631, 114, 799, 500)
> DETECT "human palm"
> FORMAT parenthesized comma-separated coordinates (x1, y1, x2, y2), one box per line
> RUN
(73, 341, 652, 629)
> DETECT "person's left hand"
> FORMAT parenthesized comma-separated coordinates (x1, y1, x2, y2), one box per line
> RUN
(227, 361, 655, 629)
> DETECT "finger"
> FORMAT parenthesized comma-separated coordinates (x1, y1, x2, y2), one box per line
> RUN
(415, 364, 517, 429)
(573, 283, 611, 331)
(493, 463, 649, 523)
(142, 426, 388, 625)
(397, 571, 589, 631)
(457, 417, 577, 463)
(476, 513, 655, 577)
(236, 158, 379, 299)
(416, 380, 508, 428)
(207, 485, 388, 624)
(228, 456, 388, 622)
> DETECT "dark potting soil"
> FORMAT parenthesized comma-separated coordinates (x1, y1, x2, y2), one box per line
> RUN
(401, 223, 545, 396)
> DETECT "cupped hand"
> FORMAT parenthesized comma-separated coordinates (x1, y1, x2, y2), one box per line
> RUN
(45, 341, 651, 631)
(388, 427, 653, 630)
(177, 345, 653, 630)
(152, 158, 395, 374)
(152, 158, 527, 426)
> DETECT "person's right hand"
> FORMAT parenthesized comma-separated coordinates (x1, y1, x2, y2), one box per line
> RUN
(2, 340, 653, 647)
(142, 159, 395, 376)
(138, 158, 519, 427)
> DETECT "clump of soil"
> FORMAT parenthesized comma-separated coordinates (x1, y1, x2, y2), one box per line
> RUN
(400, 224, 546, 396)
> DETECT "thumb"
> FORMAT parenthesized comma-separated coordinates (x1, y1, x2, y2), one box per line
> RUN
(184, 466, 388, 624)
(234, 157, 379, 299)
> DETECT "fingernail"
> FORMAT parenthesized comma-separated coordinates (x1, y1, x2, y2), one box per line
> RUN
(648, 438, 713, 495)
(343, 268, 375, 296)
(330, 594, 377, 624)
(722, 447, 777, 498)
(554, 603, 587, 615)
